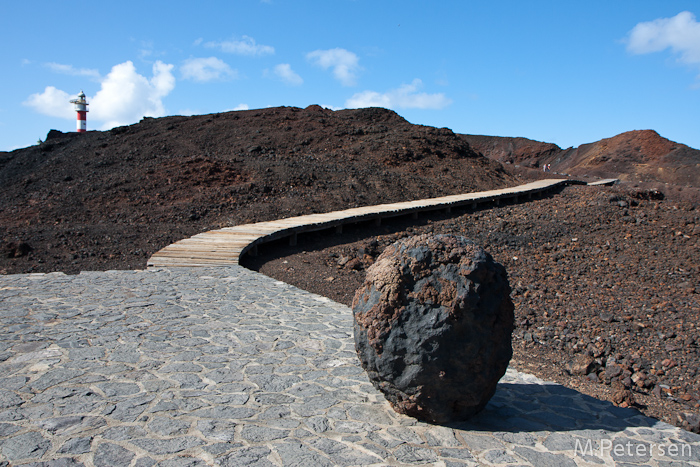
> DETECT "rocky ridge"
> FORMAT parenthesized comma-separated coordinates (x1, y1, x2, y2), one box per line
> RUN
(462, 129, 700, 195)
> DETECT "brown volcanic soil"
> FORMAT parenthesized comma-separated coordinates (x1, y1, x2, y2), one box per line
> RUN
(1, 105, 699, 432)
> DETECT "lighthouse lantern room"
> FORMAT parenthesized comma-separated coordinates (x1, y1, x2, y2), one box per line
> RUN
(69, 91, 89, 133)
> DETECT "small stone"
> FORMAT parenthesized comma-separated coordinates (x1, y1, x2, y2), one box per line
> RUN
(130, 437, 204, 455)
(57, 437, 93, 454)
(677, 412, 700, 434)
(604, 363, 624, 380)
(393, 445, 439, 464)
(93, 442, 135, 467)
(4, 241, 32, 258)
(0, 392, 24, 409)
(148, 417, 191, 436)
(566, 354, 595, 376)
(240, 426, 289, 442)
(611, 383, 636, 408)
(197, 420, 237, 442)
(0, 431, 51, 461)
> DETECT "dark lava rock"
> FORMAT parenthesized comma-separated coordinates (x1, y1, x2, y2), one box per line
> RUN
(4, 241, 32, 258)
(352, 234, 514, 423)
(678, 412, 700, 434)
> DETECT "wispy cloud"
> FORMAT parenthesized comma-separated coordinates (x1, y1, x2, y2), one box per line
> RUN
(345, 79, 452, 110)
(24, 61, 176, 130)
(626, 11, 700, 81)
(272, 63, 303, 86)
(45, 62, 101, 80)
(181, 57, 237, 82)
(205, 36, 274, 56)
(306, 48, 361, 86)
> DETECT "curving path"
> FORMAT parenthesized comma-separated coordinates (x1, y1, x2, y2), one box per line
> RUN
(148, 179, 583, 268)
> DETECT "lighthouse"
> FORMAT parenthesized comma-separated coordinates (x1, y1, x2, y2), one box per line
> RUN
(69, 90, 89, 133)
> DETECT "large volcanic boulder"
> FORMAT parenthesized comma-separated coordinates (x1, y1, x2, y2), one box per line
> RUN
(352, 234, 514, 423)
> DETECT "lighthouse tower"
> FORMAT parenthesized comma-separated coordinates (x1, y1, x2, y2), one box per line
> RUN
(69, 91, 89, 133)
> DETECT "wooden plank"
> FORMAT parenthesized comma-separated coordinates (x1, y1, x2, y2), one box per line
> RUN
(587, 179, 619, 186)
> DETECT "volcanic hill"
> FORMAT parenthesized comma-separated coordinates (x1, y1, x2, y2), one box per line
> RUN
(461, 129, 700, 189)
(0, 105, 513, 274)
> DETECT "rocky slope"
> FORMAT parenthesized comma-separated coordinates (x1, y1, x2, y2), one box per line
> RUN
(461, 130, 700, 193)
(459, 134, 561, 168)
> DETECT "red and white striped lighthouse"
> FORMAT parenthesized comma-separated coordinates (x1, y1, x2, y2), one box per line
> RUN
(69, 90, 89, 133)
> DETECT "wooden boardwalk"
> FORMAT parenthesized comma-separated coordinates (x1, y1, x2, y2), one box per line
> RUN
(587, 178, 619, 186)
(147, 178, 581, 268)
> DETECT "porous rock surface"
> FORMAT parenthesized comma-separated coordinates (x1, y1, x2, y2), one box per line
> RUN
(352, 234, 514, 423)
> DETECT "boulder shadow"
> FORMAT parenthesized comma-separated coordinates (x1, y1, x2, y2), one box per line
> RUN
(446, 381, 664, 434)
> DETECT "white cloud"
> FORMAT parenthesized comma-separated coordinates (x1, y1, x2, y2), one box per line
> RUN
(306, 48, 361, 86)
(23, 86, 75, 119)
(626, 11, 700, 66)
(345, 79, 452, 110)
(25, 61, 176, 130)
(273, 63, 303, 86)
(181, 57, 237, 82)
(231, 104, 249, 111)
(45, 62, 101, 80)
(91, 61, 175, 129)
(205, 36, 274, 56)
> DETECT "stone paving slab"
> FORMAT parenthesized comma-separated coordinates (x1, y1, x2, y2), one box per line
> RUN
(0, 266, 698, 466)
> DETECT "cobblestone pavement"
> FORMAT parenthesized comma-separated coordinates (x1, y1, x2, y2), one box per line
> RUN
(1, 266, 699, 466)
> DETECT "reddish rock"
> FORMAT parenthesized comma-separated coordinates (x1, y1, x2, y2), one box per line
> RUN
(566, 354, 596, 376)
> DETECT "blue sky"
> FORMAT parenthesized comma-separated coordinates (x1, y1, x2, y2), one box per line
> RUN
(2, 1, 700, 151)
